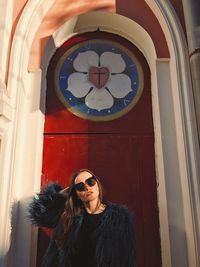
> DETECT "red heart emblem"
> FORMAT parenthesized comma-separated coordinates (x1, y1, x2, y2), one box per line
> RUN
(88, 67, 110, 88)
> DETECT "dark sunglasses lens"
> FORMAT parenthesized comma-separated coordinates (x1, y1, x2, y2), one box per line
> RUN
(75, 176, 97, 192)
(75, 183, 85, 192)
(86, 177, 96, 186)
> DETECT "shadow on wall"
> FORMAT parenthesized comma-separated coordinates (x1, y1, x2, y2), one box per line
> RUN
(4, 197, 38, 267)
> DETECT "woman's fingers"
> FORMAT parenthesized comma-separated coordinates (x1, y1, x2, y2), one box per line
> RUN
(59, 187, 70, 196)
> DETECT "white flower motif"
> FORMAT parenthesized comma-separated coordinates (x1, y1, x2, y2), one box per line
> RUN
(67, 51, 132, 111)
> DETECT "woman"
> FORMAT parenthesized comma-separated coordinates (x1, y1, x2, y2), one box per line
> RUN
(28, 169, 136, 267)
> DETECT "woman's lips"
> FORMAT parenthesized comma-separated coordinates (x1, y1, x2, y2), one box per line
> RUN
(86, 191, 93, 196)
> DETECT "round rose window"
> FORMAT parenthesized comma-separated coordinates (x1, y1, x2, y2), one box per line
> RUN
(55, 39, 144, 121)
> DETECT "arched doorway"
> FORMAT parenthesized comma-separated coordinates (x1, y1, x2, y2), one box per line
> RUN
(38, 31, 162, 267)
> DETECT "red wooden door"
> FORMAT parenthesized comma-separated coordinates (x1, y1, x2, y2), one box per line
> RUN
(37, 32, 161, 267)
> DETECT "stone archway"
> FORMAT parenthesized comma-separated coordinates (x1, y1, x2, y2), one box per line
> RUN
(2, 1, 199, 267)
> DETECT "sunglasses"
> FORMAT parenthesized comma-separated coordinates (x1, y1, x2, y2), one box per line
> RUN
(74, 176, 97, 192)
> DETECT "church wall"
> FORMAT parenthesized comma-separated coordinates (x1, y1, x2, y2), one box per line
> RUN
(28, 0, 116, 68)
(116, 0, 169, 57)
(0, 0, 188, 85)
(0, 1, 200, 267)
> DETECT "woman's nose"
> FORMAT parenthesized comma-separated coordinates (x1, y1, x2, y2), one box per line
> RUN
(84, 183, 89, 191)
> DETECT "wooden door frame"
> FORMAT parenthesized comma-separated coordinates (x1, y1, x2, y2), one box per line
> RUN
(1, 4, 200, 267)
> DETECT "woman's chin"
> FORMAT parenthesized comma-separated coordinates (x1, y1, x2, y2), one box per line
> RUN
(83, 194, 98, 202)
(86, 195, 96, 201)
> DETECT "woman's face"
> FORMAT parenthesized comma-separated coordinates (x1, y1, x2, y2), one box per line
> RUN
(74, 171, 100, 203)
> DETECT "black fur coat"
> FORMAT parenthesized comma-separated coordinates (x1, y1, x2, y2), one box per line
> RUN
(28, 183, 136, 267)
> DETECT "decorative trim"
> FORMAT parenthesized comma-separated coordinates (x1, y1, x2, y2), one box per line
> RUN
(0, 0, 13, 83)
(0, 80, 13, 121)
(146, 0, 200, 266)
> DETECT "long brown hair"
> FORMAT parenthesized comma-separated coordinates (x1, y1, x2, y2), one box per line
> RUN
(57, 169, 104, 245)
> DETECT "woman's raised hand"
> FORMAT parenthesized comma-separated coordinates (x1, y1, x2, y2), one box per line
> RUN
(59, 186, 70, 197)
